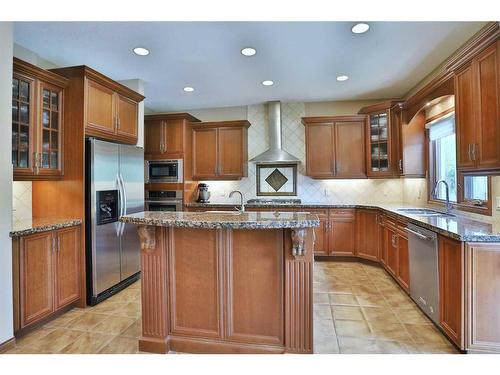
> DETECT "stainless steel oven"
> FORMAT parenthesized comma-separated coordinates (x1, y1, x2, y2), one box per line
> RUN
(145, 159, 183, 183)
(145, 190, 183, 212)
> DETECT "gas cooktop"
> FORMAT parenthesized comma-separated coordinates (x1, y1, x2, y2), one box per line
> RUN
(246, 198, 302, 205)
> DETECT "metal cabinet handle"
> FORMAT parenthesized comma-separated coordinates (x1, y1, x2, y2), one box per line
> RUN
(399, 159, 403, 172)
(57, 236, 60, 252)
(468, 144, 472, 161)
(52, 235, 56, 253)
(472, 144, 477, 161)
(117, 117, 121, 130)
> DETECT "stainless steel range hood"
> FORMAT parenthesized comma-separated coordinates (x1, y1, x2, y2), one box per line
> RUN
(250, 101, 301, 164)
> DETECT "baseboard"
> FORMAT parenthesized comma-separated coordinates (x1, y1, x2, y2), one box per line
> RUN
(0, 337, 16, 354)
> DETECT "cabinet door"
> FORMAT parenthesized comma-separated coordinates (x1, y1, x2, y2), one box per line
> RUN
(218, 127, 245, 178)
(335, 121, 366, 177)
(19, 232, 54, 327)
(474, 41, 500, 169)
(356, 210, 379, 261)
(192, 128, 218, 179)
(367, 111, 393, 177)
(439, 236, 464, 348)
(12, 73, 36, 177)
(397, 234, 410, 292)
(455, 65, 476, 169)
(385, 227, 398, 276)
(144, 119, 163, 156)
(329, 210, 355, 256)
(116, 94, 138, 141)
(164, 119, 185, 155)
(86, 79, 116, 135)
(305, 123, 335, 178)
(54, 226, 81, 309)
(38, 82, 64, 177)
(311, 210, 329, 256)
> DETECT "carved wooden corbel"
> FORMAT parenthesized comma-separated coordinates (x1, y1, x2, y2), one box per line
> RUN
(291, 228, 306, 258)
(137, 225, 157, 252)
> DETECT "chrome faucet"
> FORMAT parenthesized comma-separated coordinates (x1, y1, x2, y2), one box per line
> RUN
(229, 190, 245, 212)
(432, 180, 452, 214)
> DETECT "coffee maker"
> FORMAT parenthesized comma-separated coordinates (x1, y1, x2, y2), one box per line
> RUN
(196, 183, 211, 203)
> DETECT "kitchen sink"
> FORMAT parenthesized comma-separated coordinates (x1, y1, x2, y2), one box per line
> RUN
(396, 208, 454, 217)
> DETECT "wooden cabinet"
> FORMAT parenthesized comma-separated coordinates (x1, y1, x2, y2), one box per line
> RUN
(302, 116, 366, 178)
(356, 209, 379, 261)
(329, 209, 356, 256)
(439, 236, 464, 348)
(191, 121, 250, 180)
(358, 101, 405, 178)
(145, 113, 200, 158)
(455, 40, 500, 172)
(13, 225, 81, 333)
(312, 209, 329, 256)
(12, 58, 68, 180)
(51, 65, 145, 145)
(379, 216, 410, 292)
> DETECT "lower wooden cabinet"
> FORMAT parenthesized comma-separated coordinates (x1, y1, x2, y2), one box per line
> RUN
(13, 225, 81, 332)
(329, 210, 356, 256)
(380, 217, 410, 293)
(439, 236, 464, 349)
(356, 209, 379, 261)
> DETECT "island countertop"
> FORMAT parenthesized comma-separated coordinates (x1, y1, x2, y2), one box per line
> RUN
(120, 210, 320, 229)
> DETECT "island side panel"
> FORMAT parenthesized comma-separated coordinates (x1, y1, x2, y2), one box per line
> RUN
(225, 229, 284, 346)
(285, 228, 314, 353)
(137, 225, 170, 353)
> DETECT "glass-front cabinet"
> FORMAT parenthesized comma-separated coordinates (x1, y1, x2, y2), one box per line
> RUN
(368, 111, 391, 175)
(12, 58, 67, 180)
(359, 100, 404, 178)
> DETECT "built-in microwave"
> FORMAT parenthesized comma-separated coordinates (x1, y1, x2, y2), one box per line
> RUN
(145, 159, 183, 183)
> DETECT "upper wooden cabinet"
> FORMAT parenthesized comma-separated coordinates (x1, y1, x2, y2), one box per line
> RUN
(454, 40, 500, 172)
(50, 65, 145, 145)
(191, 120, 250, 180)
(302, 116, 366, 179)
(145, 113, 201, 159)
(12, 58, 69, 180)
(358, 101, 405, 178)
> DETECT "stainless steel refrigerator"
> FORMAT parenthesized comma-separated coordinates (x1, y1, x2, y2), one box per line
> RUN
(85, 138, 144, 305)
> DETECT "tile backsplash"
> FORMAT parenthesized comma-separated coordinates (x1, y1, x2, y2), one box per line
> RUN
(199, 102, 427, 205)
(13, 181, 32, 224)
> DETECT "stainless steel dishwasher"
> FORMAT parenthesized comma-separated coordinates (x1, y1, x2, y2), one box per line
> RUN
(406, 223, 440, 325)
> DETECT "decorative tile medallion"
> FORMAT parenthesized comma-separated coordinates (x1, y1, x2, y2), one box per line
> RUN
(256, 163, 297, 196)
(265, 168, 288, 191)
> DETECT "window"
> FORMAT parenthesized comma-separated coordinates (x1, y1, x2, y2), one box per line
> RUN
(462, 175, 489, 207)
(427, 111, 492, 215)
(428, 114, 457, 202)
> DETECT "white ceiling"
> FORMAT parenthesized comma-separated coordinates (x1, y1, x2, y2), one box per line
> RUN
(14, 22, 485, 112)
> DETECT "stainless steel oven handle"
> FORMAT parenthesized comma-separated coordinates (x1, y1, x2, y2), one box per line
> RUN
(404, 227, 434, 241)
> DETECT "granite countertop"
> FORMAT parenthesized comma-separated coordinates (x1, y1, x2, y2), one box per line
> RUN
(184, 202, 500, 242)
(120, 211, 320, 230)
(10, 218, 83, 238)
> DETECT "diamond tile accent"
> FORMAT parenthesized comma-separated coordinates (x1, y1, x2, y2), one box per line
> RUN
(265, 168, 288, 192)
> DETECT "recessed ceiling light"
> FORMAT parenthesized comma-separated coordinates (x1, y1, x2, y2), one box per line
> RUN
(262, 80, 274, 86)
(351, 23, 370, 34)
(133, 47, 150, 56)
(183, 86, 195, 92)
(336, 75, 349, 81)
(426, 102, 432, 107)
(241, 47, 257, 56)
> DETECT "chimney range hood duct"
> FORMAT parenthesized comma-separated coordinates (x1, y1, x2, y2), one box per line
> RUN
(250, 101, 301, 164)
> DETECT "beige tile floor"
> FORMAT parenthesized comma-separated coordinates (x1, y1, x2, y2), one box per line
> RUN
(4, 261, 459, 354)
(313, 261, 459, 354)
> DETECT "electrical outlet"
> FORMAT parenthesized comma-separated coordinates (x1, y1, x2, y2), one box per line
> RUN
(496, 197, 500, 210)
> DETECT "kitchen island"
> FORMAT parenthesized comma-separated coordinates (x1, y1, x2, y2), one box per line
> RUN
(120, 211, 320, 354)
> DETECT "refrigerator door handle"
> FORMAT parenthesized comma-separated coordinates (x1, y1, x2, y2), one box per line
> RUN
(116, 174, 124, 236)
(119, 173, 127, 235)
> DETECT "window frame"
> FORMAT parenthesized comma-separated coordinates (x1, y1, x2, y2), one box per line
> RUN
(426, 110, 493, 216)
